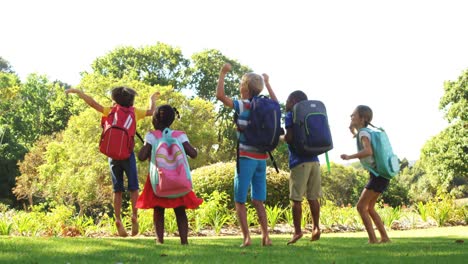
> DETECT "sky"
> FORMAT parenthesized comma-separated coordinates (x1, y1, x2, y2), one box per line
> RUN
(2, 0, 467, 164)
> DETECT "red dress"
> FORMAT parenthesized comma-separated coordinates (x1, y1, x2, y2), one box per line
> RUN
(136, 176, 203, 209)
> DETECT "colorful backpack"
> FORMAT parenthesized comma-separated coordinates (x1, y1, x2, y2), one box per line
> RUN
(357, 127, 400, 179)
(149, 128, 192, 198)
(291, 100, 333, 155)
(99, 105, 136, 160)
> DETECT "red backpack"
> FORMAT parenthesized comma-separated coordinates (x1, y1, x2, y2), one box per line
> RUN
(99, 105, 136, 160)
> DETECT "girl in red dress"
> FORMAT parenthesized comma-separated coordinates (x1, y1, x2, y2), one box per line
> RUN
(136, 104, 203, 244)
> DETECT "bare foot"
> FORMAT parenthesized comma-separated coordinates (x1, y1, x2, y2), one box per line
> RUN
(380, 238, 391, 243)
(368, 239, 379, 244)
(311, 228, 321, 241)
(240, 237, 251, 247)
(262, 237, 272, 246)
(287, 233, 303, 245)
(115, 220, 128, 237)
(155, 239, 164, 244)
(131, 215, 139, 236)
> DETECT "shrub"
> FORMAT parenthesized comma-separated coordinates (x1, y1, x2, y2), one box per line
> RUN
(192, 162, 290, 208)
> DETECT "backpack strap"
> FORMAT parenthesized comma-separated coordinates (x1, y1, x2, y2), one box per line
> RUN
(268, 151, 279, 173)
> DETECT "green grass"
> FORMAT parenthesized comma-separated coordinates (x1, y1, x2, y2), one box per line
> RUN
(0, 226, 466, 264)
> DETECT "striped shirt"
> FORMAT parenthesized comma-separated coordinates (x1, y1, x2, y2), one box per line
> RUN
(233, 99, 268, 160)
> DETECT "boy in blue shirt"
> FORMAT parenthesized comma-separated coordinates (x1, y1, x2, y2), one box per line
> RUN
(284, 90, 322, 244)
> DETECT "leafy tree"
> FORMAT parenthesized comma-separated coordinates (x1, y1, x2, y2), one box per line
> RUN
(187, 49, 252, 101)
(418, 69, 468, 198)
(90, 42, 190, 90)
(321, 163, 367, 206)
(0, 71, 74, 207)
(13, 135, 55, 208)
(440, 69, 468, 123)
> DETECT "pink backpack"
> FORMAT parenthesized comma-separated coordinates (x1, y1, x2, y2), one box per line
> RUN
(99, 105, 136, 160)
(149, 128, 192, 198)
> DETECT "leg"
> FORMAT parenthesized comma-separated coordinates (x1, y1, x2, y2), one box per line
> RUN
(356, 189, 378, 243)
(174, 207, 189, 245)
(126, 153, 140, 236)
(130, 190, 139, 236)
(235, 202, 251, 247)
(154, 207, 165, 244)
(113, 191, 128, 237)
(367, 192, 391, 243)
(287, 200, 303, 245)
(109, 160, 127, 237)
(250, 159, 271, 246)
(306, 162, 321, 241)
(252, 199, 272, 246)
(309, 199, 321, 241)
(234, 158, 255, 247)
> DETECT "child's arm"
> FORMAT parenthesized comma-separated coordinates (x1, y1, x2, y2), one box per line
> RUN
(284, 127, 293, 144)
(138, 142, 152, 161)
(340, 136, 373, 160)
(182, 142, 197, 159)
(66, 88, 104, 113)
(145, 92, 160, 116)
(262, 73, 278, 102)
(216, 63, 234, 108)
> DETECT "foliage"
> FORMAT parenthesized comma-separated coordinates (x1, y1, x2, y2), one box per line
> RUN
(377, 205, 402, 228)
(265, 204, 285, 230)
(0, 72, 73, 207)
(192, 162, 290, 208)
(419, 122, 467, 198)
(188, 49, 252, 102)
(440, 69, 468, 123)
(89, 42, 190, 90)
(14, 135, 55, 208)
(321, 162, 367, 206)
(197, 191, 234, 234)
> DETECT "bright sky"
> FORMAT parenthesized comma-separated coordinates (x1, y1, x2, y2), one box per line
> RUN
(2, 0, 467, 164)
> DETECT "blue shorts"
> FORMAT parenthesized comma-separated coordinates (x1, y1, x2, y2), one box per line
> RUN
(365, 172, 390, 193)
(234, 157, 267, 203)
(109, 152, 139, 192)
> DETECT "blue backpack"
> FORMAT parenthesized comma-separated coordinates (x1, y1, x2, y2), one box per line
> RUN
(291, 100, 333, 156)
(357, 127, 400, 179)
(238, 95, 282, 152)
(235, 95, 282, 172)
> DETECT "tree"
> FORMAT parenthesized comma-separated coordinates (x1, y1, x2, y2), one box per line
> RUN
(418, 69, 468, 198)
(13, 135, 54, 208)
(90, 42, 190, 90)
(0, 71, 74, 207)
(187, 49, 252, 101)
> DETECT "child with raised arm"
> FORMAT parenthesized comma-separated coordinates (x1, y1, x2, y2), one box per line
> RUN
(340, 105, 391, 244)
(216, 63, 276, 247)
(283, 90, 322, 245)
(136, 105, 203, 245)
(66, 87, 158, 237)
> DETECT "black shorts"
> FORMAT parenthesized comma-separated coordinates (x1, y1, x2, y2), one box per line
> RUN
(365, 172, 390, 193)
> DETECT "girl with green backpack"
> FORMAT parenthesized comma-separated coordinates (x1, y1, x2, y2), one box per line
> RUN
(340, 105, 391, 244)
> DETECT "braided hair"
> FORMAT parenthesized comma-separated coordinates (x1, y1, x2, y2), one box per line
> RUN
(152, 104, 180, 129)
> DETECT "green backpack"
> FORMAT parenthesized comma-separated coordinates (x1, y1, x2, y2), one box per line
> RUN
(357, 127, 400, 179)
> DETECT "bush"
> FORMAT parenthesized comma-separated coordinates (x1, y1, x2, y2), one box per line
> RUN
(192, 162, 290, 208)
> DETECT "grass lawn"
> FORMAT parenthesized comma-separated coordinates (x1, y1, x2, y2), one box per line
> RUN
(1, 226, 466, 264)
